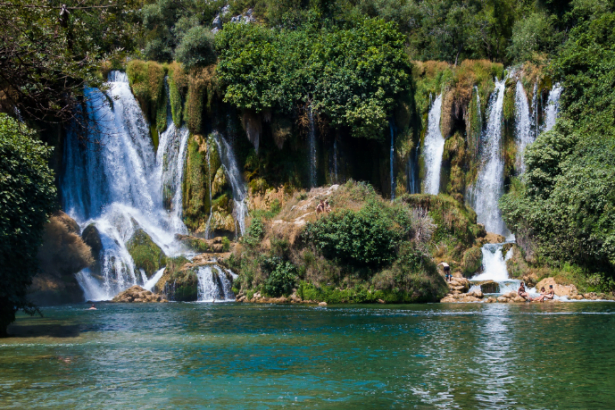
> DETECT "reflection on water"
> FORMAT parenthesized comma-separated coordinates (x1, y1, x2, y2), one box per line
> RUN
(2, 303, 615, 409)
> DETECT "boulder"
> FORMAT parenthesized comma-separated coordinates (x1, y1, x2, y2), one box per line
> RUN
(82, 224, 103, 258)
(512, 295, 527, 303)
(497, 296, 508, 303)
(484, 297, 497, 303)
(476, 280, 498, 294)
(111, 285, 167, 303)
(484, 232, 506, 244)
(30, 211, 94, 305)
(469, 289, 483, 299)
(503, 291, 516, 299)
(127, 229, 167, 277)
(318, 302, 327, 307)
(535, 278, 578, 297)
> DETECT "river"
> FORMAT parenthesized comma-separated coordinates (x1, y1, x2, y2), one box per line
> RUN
(2, 303, 615, 409)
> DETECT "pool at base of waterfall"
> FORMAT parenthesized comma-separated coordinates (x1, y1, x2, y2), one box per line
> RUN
(3, 303, 615, 409)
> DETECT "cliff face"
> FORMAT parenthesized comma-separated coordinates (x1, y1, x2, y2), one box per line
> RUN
(28, 211, 93, 305)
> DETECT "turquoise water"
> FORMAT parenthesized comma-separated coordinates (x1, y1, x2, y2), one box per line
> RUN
(2, 302, 615, 409)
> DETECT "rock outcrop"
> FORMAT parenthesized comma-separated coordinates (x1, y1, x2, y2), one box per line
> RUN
(535, 278, 578, 298)
(111, 285, 168, 303)
(126, 228, 167, 277)
(29, 211, 93, 305)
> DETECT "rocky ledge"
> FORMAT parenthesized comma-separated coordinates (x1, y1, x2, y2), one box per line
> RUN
(112, 285, 168, 303)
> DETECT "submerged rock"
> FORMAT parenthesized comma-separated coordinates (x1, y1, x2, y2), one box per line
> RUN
(112, 285, 167, 303)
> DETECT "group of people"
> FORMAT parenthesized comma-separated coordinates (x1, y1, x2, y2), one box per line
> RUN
(518, 282, 555, 302)
(316, 199, 331, 214)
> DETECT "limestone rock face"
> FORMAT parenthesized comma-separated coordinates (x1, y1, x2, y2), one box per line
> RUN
(535, 278, 578, 298)
(30, 211, 94, 305)
(126, 228, 167, 277)
(112, 285, 168, 303)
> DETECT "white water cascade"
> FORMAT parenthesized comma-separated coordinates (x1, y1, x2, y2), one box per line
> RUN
(423, 94, 445, 195)
(514, 81, 533, 174)
(544, 83, 563, 132)
(196, 265, 236, 302)
(308, 107, 317, 188)
(213, 132, 249, 237)
(63, 71, 189, 300)
(469, 78, 508, 236)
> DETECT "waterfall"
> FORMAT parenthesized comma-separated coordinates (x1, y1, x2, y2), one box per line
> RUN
(531, 82, 539, 138)
(544, 83, 563, 132)
(213, 132, 249, 237)
(196, 265, 235, 302)
(308, 107, 317, 188)
(204, 141, 214, 239)
(469, 78, 508, 236)
(423, 94, 445, 195)
(468, 243, 527, 295)
(390, 122, 395, 200)
(332, 137, 339, 184)
(64, 71, 188, 300)
(514, 81, 533, 174)
(407, 147, 419, 194)
(144, 268, 165, 291)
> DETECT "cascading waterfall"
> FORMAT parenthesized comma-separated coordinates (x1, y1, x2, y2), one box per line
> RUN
(63, 71, 189, 300)
(514, 81, 533, 173)
(213, 132, 249, 237)
(390, 122, 395, 200)
(469, 78, 508, 236)
(308, 106, 317, 188)
(544, 83, 563, 132)
(204, 141, 214, 239)
(196, 265, 236, 302)
(407, 147, 419, 194)
(423, 94, 445, 195)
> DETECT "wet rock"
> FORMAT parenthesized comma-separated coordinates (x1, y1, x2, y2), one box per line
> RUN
(127, 229, 167, 277)
(497, 296, 508, 303)
(319, 302, 327, 307)
(112, 285, 167, 303)
(476, 280, 498, 294)
(82, 224, 103, 258)
(512, 295, 527, 303)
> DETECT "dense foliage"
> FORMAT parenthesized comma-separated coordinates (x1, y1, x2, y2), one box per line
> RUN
(262, 257, 297, 297)
(215, 18, 412, 139)
(0, 115, 57, 335)
(500, 11, 615, 275)
(0, 0, 139, 123)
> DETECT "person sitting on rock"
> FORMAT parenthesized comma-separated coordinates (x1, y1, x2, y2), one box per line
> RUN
(316, 200, 325, 214)
(438, 262, 452, 282)
(324, 200, 331, 213)
(544, 285, 555, 300)
(518, 282, 530, 300)
(532, 287, 547, 302)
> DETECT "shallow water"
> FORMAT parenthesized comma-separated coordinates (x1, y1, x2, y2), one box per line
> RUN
(2, 303, 615, 409)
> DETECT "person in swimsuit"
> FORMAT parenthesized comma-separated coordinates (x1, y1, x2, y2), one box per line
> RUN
(88, 303, 97, 310)
(438, 262, 452, 282)
(543, 285, 555, 300)
(518, 282, 529, 300)
(532, 287, 547, 302)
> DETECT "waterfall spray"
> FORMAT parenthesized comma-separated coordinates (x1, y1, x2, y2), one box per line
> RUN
(544, 83, 563, 132)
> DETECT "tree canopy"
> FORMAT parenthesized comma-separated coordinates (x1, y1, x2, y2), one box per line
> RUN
(0, 114, 57, 336)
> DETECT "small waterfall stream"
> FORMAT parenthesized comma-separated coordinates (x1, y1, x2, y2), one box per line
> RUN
(423, 94, 445, 195)
(308, 107, 317, 188)
(213, 132, 249, 236)
(64, 71, 189, 300)
(469, 78, 508, 236)
(514, 81, 533, 173)
(544, 83, 563, 132)
(196, 265, 236, 302)
(390, 122, 395, 199)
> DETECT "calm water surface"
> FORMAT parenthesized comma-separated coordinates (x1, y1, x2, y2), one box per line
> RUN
(1, 302, 614, 409)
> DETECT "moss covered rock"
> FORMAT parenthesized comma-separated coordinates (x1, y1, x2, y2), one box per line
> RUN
(127, 229, 167, 277)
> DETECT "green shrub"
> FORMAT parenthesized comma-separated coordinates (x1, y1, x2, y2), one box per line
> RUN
(263, 257, 297, 297)
(175, 26, 216, 69)
(243, 217, 265, 247)
(222, 236, 231, 252)
(303, 201, 401, 268)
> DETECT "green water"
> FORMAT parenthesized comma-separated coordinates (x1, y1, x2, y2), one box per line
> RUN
(1, 302, 615, 409)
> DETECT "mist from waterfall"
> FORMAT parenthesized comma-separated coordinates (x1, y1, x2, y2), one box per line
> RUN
(514, 81, 533, 174)
(469, 78, 508, 236)
(63, 71, 189, 300)
(544, 83, 563, 132)
(423, 94, 445, 195)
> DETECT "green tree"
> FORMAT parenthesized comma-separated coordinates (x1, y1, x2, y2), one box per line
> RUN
(0, 114, 57, 336)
